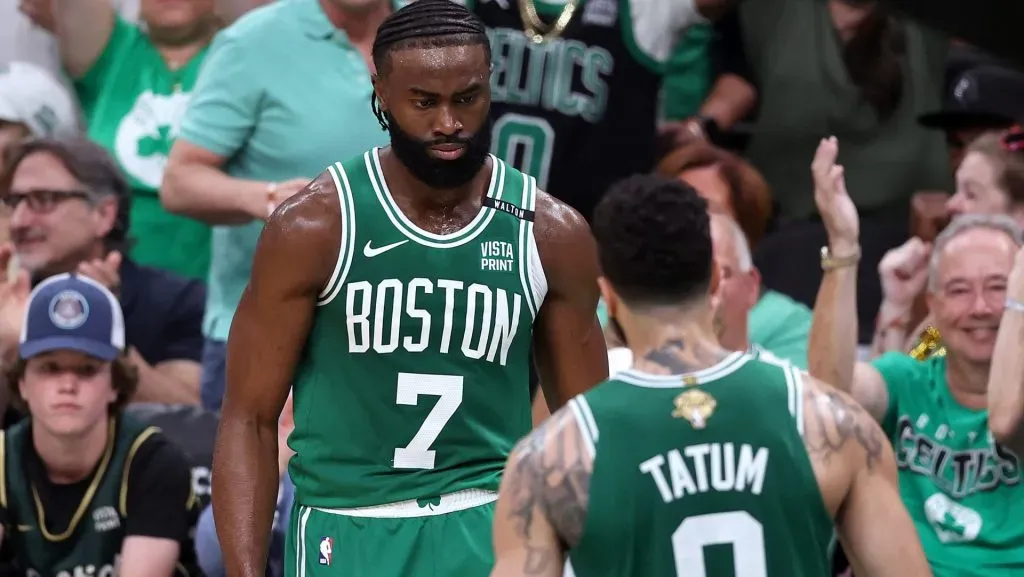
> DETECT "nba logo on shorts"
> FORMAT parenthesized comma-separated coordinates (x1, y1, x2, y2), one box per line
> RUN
(318, 536, 333, 566)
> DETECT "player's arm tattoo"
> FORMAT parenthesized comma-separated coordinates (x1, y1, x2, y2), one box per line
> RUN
(643, 337, 730, 375)
(805, 381, 885, 472)
(506, 409, 592, 574)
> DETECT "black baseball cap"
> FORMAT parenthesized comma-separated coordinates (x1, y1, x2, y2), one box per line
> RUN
(918, 65, 1024, 131)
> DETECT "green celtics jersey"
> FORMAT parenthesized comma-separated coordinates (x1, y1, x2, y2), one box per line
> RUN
(568, 352, 834, 577)
(873, 352, 1024, 576)
(288, 149, 545, 508)
(1, 417, 156, 577)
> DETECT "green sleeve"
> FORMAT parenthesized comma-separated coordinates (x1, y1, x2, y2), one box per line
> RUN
(870, 351, 925, 436)
(73, 16, 142, 116)
(177, 31, 262, 158)
(661, 24, 713, 121)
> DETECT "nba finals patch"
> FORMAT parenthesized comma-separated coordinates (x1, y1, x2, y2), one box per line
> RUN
(318, 536, 333, 566)
(672, 389, 716, 429)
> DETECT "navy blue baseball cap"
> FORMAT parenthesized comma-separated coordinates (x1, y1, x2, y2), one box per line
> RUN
(19, 273, 125, 361)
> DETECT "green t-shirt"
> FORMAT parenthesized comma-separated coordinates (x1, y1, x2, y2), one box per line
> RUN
(75, 16, 211, 281)
(748, 289, 812, 370)
(872, 352, 1024, 576)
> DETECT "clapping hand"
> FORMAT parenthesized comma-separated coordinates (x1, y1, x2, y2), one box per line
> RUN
(0, 245, 31, 354)
(879, 238, 932, 308)
(77, 251, 123, 297)
(811, 136, 859, 253)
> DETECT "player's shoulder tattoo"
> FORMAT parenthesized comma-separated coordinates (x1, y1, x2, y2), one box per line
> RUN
(506, 405, 593, 570)
(803, 376, 885, 472)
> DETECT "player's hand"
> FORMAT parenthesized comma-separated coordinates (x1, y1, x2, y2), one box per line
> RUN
(77, 251, 122, 298)
(18, 0, 57, 33)
(812, 136, 859, 253)
(0, 245, 31, 353)
(265, 178, 310, 219)
(878, 238, 931, 309)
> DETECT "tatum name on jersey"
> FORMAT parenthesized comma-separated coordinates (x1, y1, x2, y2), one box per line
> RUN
(569, 353, 834, 577)
(288, 148, 547, 508)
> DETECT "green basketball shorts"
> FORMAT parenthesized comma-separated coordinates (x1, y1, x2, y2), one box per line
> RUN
(284, 489, 496, 577)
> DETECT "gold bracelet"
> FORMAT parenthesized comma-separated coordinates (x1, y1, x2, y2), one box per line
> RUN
(820, 245, 861, 271)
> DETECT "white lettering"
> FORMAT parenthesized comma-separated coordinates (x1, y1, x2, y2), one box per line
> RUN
(341, 278, 523, 365)
(481, 241, 515, 258)
(437, 279, 464, 354)
(487, 289, 521, 365)
(736, 445, 769, 495)
(639, 454, 673, 503)
(711, 442, 735, 491)
(345, 281, 372, 353)
(372, 279, 403, 353)
(462, 285, 493, 359)
(642, 444, 771, 503)
(667, 449, 697, 499)
(684, 444, 711, 492)
(42, 558, 118, 577)
(403, 279, 432, 352)
(191, 466, 211, 499)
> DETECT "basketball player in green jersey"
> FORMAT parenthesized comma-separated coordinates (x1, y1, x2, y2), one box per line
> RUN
(491, 175, 931, 577)
(212, 2, 609, 576)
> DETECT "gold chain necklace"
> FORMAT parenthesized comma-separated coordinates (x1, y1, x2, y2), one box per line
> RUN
(519, 0, 581, 44)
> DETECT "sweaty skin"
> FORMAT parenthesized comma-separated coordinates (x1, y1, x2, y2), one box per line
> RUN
(491, 339, 931, 577)
(212, 157, 607, 575)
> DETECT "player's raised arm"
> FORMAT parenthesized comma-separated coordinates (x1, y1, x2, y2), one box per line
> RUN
(532, 193, 608, 410)
(212, 172, 341, 577)
(492, 405, 593, 577)
(801, 376, 932, 577)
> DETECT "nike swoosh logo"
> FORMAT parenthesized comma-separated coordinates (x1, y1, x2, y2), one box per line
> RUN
(363, 240, 409, 258)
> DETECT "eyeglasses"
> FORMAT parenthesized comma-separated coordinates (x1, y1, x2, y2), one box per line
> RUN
(1001, 126, 1024, 152)
(0, 189, 90, 213)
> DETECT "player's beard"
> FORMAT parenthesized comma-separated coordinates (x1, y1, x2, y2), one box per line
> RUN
(386, 112, 493, 189)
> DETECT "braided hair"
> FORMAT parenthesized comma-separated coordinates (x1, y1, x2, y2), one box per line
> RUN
(370, 0, 490, 131)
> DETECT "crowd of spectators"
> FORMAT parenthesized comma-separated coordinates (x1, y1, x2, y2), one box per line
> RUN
(1, 0, 1023, 575)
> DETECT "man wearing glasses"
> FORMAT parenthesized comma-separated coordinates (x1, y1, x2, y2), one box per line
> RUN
(0, 135, 206, 422)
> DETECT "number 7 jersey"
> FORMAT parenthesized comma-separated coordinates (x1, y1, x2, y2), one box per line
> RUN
(287, 149, 546, 508)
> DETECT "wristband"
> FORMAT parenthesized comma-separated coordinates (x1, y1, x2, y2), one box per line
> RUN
(820, 245, 861, 271)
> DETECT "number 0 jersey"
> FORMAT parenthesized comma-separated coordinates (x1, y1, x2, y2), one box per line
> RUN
(469, 0, 697, 220)
(288, 149, 546, 508)
(567, 352, 834, 576)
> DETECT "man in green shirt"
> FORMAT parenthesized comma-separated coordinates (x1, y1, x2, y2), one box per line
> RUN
(163, 0, 400, 413)
(21, 0, 218, 280)
(811, 137, 1024, 576)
